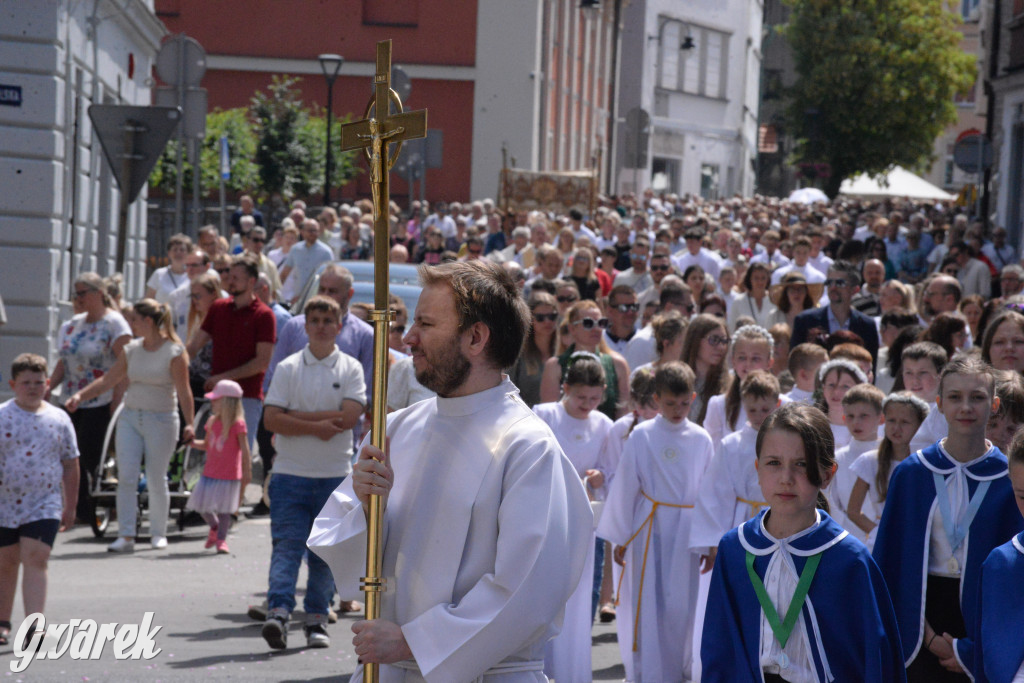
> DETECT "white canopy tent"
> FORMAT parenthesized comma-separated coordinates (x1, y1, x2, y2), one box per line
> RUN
(839, 166, 955, 201)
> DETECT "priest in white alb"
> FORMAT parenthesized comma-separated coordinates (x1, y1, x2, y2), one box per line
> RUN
(309, 261, 593, 682)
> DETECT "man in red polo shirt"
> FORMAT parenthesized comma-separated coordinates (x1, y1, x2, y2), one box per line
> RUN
(187, 253, 276, 448)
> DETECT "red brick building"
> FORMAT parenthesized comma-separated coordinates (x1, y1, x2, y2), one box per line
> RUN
(156, 0, 618, 204)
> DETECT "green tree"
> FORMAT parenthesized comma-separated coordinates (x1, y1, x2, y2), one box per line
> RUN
(147, 107, 258, 195)
(250, 75, 359, 200)
(783, 0, 976, 197)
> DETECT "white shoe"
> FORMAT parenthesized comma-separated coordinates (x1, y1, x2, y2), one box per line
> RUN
(151, 536, 168, 550)
(107, 537, 135, 553)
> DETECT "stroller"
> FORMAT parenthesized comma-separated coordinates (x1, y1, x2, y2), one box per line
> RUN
(86, 402, 211, 538)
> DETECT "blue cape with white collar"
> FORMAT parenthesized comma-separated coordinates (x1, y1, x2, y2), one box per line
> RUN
(973, 532, 1024, 683)
(702, 510, 905, 683)
(872, 442, 1022, 675)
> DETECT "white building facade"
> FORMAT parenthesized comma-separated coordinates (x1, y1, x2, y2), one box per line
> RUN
(0, 0, 163, 392)
(615, 0, 762, 198)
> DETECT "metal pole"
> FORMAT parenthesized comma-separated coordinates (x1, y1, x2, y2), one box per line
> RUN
(324, 78, 334, 206)
(174, 36, 185, 234)
(116, 121, 137, 273)
(976, 138, 983, 221)
(192, 137, 201, 234)
(219, 172, 226, 234)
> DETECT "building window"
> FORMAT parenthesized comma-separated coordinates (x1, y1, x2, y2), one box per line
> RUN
(960, 0, 980, 20)
(658, 20, 729, 99)
(652, 157, 680, 193)
(363, 0, 419, 27)
(700, 163, 720, 199)
(944, 159, 954, 186)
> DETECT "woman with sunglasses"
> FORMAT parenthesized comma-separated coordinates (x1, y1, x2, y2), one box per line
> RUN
(540, 300, 630, 420)
(680, 314, 730, 426)
(511, 292, 560, 407)
(48, 272, 132, 526)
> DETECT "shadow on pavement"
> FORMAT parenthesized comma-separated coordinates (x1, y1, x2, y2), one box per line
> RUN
(594, 662, 627, 680)
(163, 647, 311, 670)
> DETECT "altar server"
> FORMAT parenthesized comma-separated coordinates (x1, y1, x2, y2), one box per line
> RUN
(597, 362, 713, 682)
(309, 261, 592, 683)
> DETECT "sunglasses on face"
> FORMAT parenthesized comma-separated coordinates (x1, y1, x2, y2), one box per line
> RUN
(613, 303, 640, 313)
(824, 279, 848, 288)
(572, 317, 609, 330)
(73, 288, 94, 298)
(216, 268, 230, 275)
(557, 294, 579, 303)
(650, 264, 670, 272)
(251, 238, 266, 244)
(391, 324, 405, 334)
(534, 312, 558, 322)
(706, 334, 730, 347)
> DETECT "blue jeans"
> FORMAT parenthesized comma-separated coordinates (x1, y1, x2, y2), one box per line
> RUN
(241, 398, 261, 451)
(267, 473, 344, 616)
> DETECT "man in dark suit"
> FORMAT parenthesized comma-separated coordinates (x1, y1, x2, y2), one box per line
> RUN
(790, 260, 880, 370)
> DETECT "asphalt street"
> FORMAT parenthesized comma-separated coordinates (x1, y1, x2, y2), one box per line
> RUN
(0, 491, 627, 682)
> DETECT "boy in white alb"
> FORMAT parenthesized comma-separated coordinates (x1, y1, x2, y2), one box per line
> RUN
(782, 343, 828, 405)
(830, 384, 885, 542)
(598, 361, 713, 683)
(902, 342, 948, 454)
(691, 370, 781, 556)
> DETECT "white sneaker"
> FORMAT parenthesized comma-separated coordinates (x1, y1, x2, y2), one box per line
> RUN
(107, 537, 135, 553)
(151, 536, 168, 550)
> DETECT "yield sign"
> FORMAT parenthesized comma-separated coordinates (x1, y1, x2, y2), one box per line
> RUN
(88, 105, 181, 203)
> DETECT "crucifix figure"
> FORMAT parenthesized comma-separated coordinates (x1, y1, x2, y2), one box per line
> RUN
(335, 39, 426, 683)
(356, 118, 405, 219)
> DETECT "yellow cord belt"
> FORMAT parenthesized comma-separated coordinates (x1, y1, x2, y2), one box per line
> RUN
(614, 491, 693, 652)
(736, 496, 769, 514)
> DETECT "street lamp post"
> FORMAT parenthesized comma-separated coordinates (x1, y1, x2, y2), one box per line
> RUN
(318, 53, 344, 206)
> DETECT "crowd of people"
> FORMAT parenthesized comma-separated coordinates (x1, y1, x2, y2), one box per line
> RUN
(3, 188, 1024, 682)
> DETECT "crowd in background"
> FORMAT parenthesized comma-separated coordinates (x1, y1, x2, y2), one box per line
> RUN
(11, 186, 1024, 675)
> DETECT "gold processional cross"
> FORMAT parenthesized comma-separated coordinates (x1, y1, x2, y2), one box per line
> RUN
(338, 39, 426, 683)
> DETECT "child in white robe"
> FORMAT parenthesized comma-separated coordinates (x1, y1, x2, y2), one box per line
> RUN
(691, 370, 782, 555)
(595, 367, 658, 632)
(901, 341, 947, 454)
(703, 325, 776, 453)
(534, 352, 613, 683)
(781, 343, 828, 406)
(829, 383, 884, 542)
(847, 392, 928, 551)
(597, 361, 713, 683)
(815, 359, 867, 453)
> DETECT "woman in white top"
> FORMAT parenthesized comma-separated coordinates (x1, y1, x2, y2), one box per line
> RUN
(145, 233, 192, 303)
(67, 299, 194, 553)
(727, 262, 781, 332)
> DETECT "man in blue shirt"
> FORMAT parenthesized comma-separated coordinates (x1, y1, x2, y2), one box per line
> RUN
(279, 219, 334, 306)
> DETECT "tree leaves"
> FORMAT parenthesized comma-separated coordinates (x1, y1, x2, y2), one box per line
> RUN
(783, 0, 975, 196)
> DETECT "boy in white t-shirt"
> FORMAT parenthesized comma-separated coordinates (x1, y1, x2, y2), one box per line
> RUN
(0, 354, 79, 647)
(261, 296, 366, 651)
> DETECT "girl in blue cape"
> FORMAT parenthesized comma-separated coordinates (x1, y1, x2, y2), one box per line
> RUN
(972, 428, 1024, 682)
(873, 356, 1024, 682)
(702, 402, 905, 683)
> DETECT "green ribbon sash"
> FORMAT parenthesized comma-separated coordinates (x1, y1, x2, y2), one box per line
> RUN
(745, 550, 823, 650)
